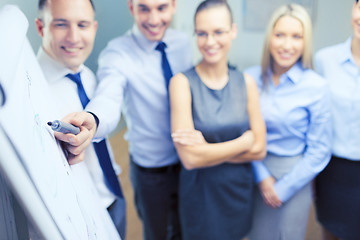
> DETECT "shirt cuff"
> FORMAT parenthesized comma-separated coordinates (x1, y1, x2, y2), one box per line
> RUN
(252, 161, 271, 183)
(86, 111, 99, 128)
(274, 177, 293, 202)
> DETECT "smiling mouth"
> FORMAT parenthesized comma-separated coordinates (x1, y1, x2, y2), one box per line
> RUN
(278, 52, 294, 60)
(144, 24, 165, 35)
(205, 48, 219, 55)
(62, 47, 82, 53)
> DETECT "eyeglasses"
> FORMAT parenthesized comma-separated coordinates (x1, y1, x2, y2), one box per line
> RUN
(194, 29, 231, 41)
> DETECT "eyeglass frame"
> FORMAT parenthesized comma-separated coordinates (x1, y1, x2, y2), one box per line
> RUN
(194, 28, 232, 41)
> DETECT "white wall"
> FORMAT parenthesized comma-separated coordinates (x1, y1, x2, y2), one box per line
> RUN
(175, 0, 354, 70)
(1, 0, 354, 72)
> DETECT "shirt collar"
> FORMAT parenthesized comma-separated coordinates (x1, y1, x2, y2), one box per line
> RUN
(268, 61, 303, 86)
(285, 62, 304, 84)
(130, 24, 171, 53)
(338, 37, 353, 64)
(37, 47, 84, 84)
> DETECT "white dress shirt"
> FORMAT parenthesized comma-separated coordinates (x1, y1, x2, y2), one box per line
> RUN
(37, 48, 120, 207)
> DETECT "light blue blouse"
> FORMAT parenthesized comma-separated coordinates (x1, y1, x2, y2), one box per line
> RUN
(315, 37, 360, 161)
(245, 63, 332, 202)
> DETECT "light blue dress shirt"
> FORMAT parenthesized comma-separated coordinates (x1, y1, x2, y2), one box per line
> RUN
(86, 25, 193, 167)
(315, 37, 360, 161)
(245, 63, 332, 202)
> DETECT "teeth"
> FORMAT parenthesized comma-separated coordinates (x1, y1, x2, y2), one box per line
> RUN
(279, 53, 292, 58)
(64, 47, 79, 53)
(206, 49, 218, 54)
(147, 26, 161, 33)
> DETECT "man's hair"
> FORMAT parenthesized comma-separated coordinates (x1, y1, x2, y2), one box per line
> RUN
(38, 0, 95, 11)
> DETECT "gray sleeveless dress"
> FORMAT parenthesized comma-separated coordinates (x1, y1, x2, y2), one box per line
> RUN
(179, 67, 254, 240)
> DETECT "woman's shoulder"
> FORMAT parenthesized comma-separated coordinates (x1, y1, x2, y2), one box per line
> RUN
(182, 66, 196, 75)
(302, 68, 328, 87)
(244, 65, 261, 77)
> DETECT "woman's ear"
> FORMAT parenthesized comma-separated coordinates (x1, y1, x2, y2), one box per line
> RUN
(230, 23, 237, 39)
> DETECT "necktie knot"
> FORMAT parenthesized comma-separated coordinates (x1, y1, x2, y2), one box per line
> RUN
(155, 41, 167, 52)
(66, 72, 82, 86)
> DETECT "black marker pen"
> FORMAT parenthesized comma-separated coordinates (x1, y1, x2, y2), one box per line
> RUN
(47, 120, 80, 135)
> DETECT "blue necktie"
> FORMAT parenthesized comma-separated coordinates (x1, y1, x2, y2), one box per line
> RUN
(66, 73, 124, 198)
(155, 42, 173, 90)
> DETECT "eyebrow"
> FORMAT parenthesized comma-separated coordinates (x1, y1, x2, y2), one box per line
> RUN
(52, 18, 68, 22)
(138, 4, 150, 8)
(137, 3, 168, 8)
(52, 18, 92, 24)
(158, 3, 169, 8)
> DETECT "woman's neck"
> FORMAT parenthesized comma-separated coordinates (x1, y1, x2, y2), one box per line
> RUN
(271, 63, 289, 87)
(196, 60, 229, 89)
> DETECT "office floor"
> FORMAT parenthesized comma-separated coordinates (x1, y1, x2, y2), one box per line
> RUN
(110, 128, 322, 240)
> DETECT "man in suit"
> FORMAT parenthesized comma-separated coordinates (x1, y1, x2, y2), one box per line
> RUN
(35, 0, 126, 238)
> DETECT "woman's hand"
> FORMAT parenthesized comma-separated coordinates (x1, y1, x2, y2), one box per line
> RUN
(227, 130, 255, 163)
(259, 176, 282, 208)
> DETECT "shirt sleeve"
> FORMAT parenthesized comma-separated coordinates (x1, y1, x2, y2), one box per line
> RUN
(314, 52, 325, 76)
(274, 84, 332, 202)
(85, 44, 127, 140)
(251, 161, 271, 183)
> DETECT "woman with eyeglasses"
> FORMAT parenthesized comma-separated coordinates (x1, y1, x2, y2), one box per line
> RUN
(169, 0, 266, 239)
(245, 4, 332, 240)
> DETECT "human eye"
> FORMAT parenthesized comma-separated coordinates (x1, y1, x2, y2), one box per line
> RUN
(274, 32, 285, 38)
(158, 4, 168, 12)
(138, 5, 150, 13)
(195, 31, 207, 38)
(78, 21, 90, 29)
(293, 34, 303, 39)
(214, 30, 225, 36)
(53, 21, 68, 28)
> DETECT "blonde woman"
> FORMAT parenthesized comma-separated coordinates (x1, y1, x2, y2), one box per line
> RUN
(245, 4, 332, 240)
(170, 0, 266, 239)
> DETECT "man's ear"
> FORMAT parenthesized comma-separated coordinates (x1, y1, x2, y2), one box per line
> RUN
(35, 18, 45, 37)
(172, 0, 177, 14)
(128, 0, 135, 16)
(94, 20, 98, 32)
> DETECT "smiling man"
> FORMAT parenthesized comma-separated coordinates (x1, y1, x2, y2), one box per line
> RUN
(35, 0, 126, 238)
(83, 0, 193, 239)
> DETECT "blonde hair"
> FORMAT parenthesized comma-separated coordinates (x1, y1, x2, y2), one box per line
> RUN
(261, 4, 313, 85)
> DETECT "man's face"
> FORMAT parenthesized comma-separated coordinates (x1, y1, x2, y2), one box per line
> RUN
(352, 1, 360, 40)
(36, 0, 97, 72)
(128, 0, 176, 42)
